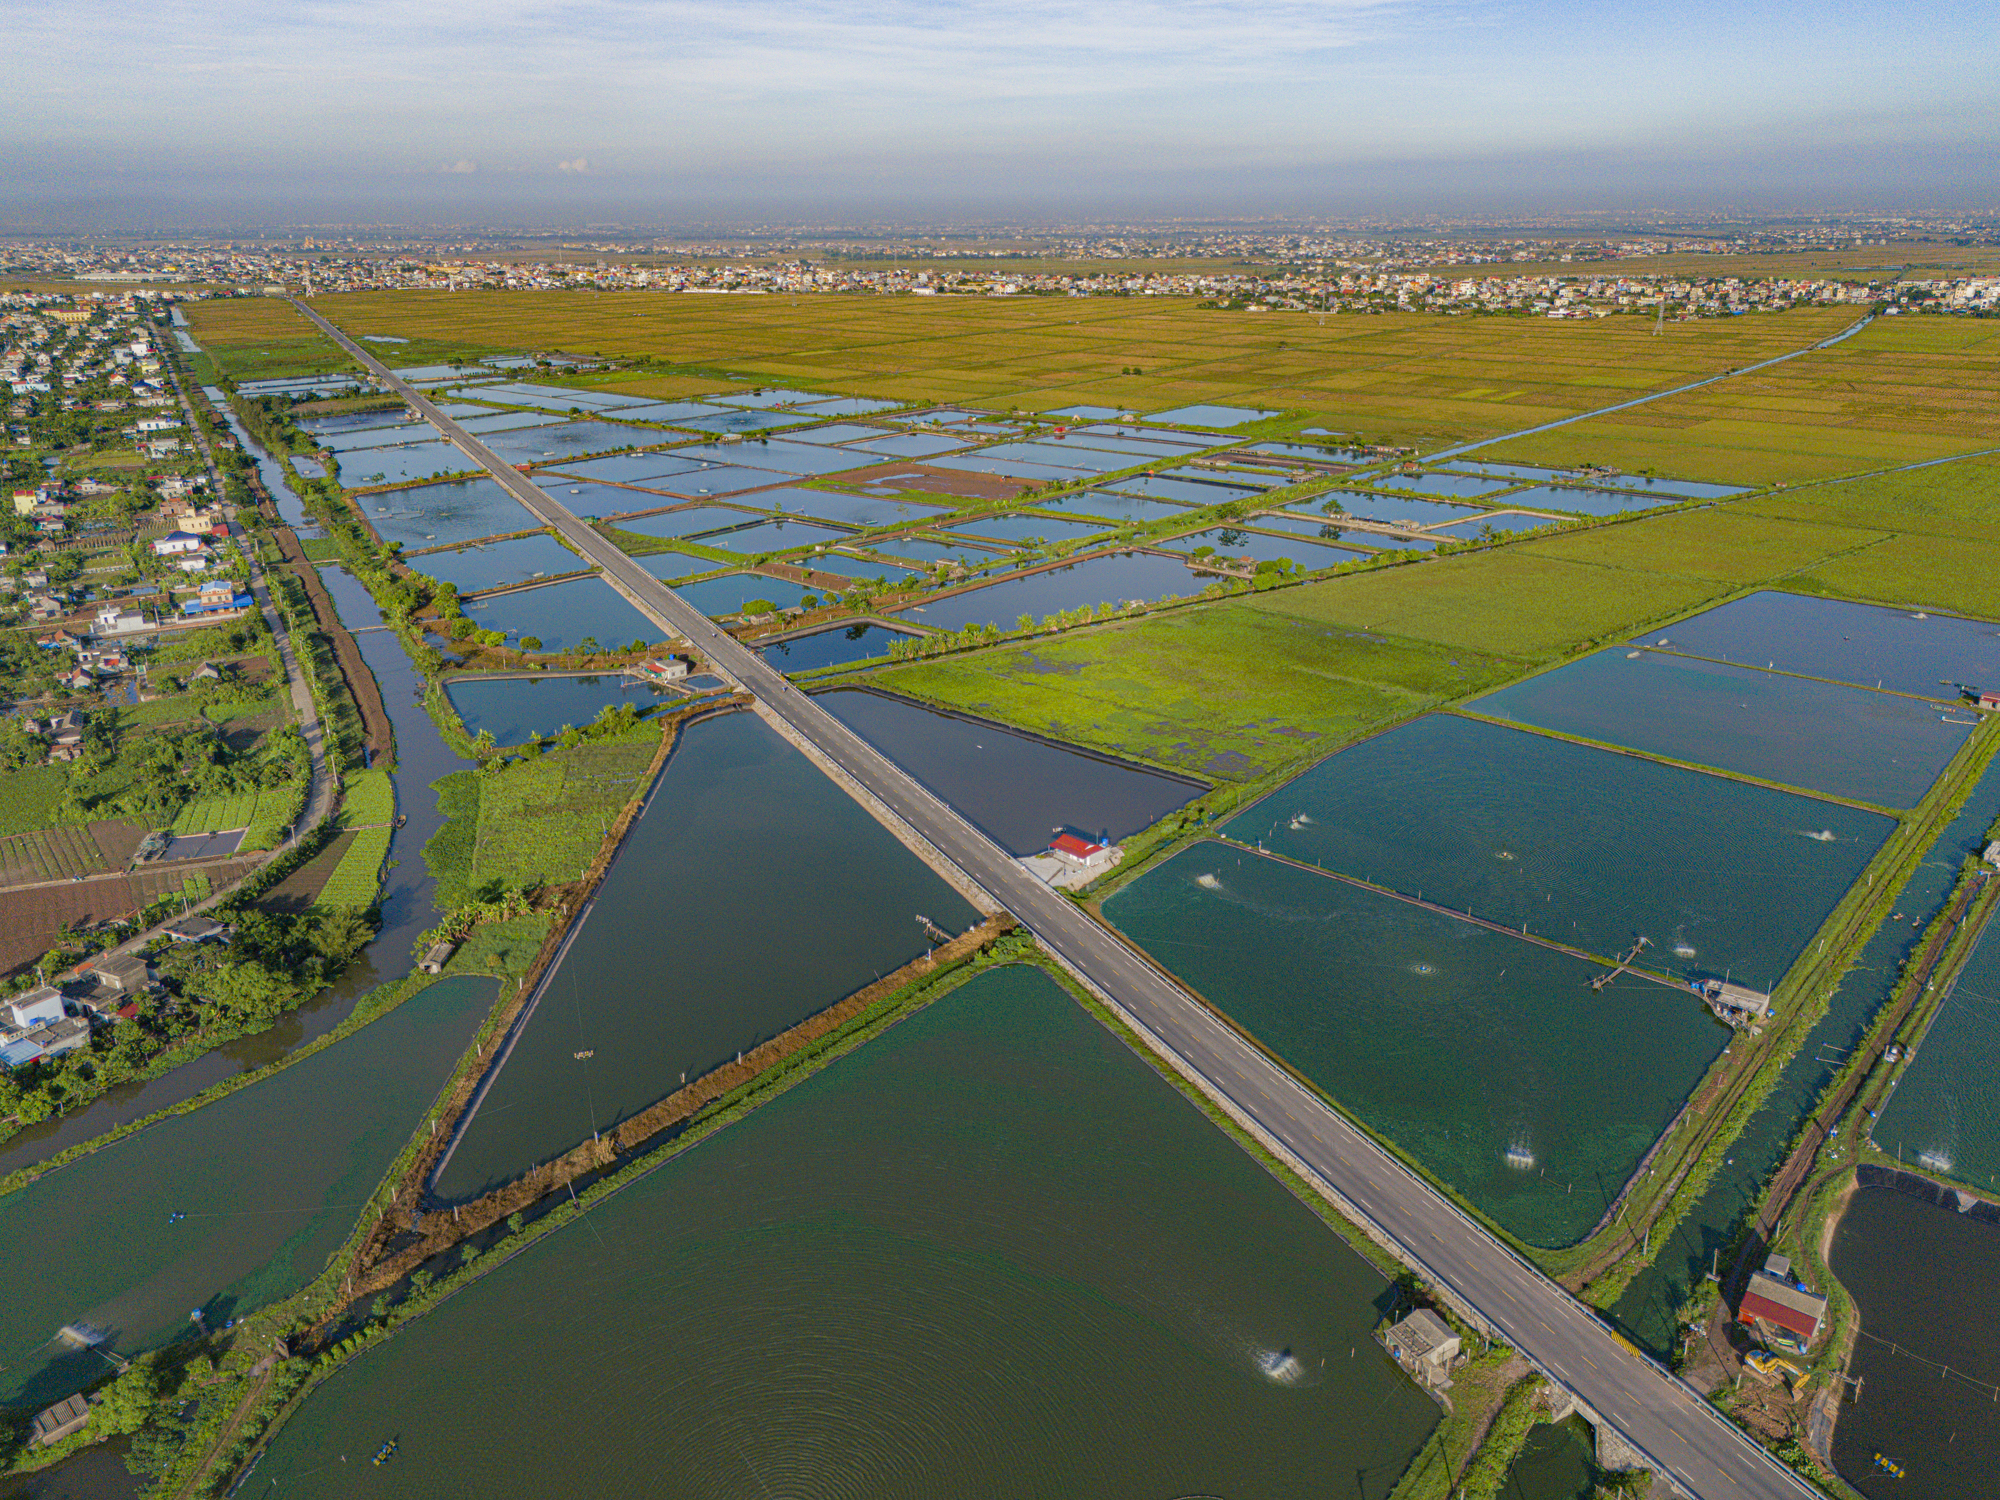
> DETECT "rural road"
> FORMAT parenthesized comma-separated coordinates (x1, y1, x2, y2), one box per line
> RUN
(293, 298, 1820, 1500)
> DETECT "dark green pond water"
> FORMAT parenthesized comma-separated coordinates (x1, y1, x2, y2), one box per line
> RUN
(257, 965, 1440, 1500)
(1231, 713, 1893, 990)
(0, 976, 495, 1410)
(1830, 1178, 2000, 1499)
(1607, 756, 2000, 1354)
(1501, 1417, 1599, 1499)
(431, 711, 979, 1200)
(1473, 649, 1974, 809)
(443, 673, 680, 747)
(1104, 845, 1727, 1246)
(1873, 926, 2000, 1189)
(817, 688, 1202, 856)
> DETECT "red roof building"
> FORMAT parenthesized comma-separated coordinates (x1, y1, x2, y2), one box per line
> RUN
(1737, 1270, 1828, 1345)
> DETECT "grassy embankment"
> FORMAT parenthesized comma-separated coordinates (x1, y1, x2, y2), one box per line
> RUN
(189, 291, 1857, 454)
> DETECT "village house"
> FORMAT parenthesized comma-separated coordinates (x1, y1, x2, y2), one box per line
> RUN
(1048, 831, 1123, 873)
(150, 530, 207, 557)
(1736, 1255, 1829, 1352)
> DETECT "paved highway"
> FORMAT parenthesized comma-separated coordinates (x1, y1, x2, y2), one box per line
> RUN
(294, 300, 1820, 1500)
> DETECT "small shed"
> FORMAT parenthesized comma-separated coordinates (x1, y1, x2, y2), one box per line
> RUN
(29, 1393, 91, 1447)
(1383, 1308, 1462, 1386)
(84, 951, 154, 995)
(166, 914, 230, 944)
(417, 939, 458, 975)
(1048, 832, 1122, 872)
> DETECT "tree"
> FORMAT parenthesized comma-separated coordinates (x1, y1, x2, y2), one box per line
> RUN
(94, 1362, 160, 1436)
(519, 636, 542, 652)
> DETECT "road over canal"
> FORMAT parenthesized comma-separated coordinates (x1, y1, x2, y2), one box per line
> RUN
(292, 299, 1821, 1500)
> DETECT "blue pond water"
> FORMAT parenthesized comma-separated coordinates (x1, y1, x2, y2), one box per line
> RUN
(482, 422, 651, 464)
(1641, 591, 2000, 701)
(1252, 511, 1380, 546)
(1107, 475, 1257, 505)
(944, 512, 1114, 544)
(445, 674, 681, 745)
(974, 442, 1134, 475)
(1050, 491, 1192, 524)
(1146, 404, 1277, 426)
(1431, 513, 1562, 539)
(896, 552, 1204, 631)
(800, 553, 919, 581)
(644, 464, 792, 498)
(1160, 526, 1359, 568)
(1295, 491, 1475, 528)
(545, 453, 707, 485)
(673, 439, 875, 477)
(1159, 465, 1285, 489)
(455, 411, 561, 435)
(336, 441, 473, 487)
(670, 572, 811, 616)
(675, 409, 811, 434)
(1234, 712, 1893, 989)
(758, 488, 952, 528)
(931, 454, 1089, 484)
(793, 395, 903, 416)
(705, 518, 858, 554)
(783, 423, 894, 446)
(714, 387, 824, 408)
(759, 624, 918, 674)
(406, 533, 586, 593)
(1474, 648, 1976, 809)
(844, 431, 968, 459)
(1503, 485, 1674, 517)
(610, 504, 766, 539)
(539, 482, 676, 520)
(462, 577, 673, 653)
(322, 422, 433, 452)
(360, 477, 533, 549)
(1077, 424, 1213, 448)
(1367, 472, 1516, 499)
(1043, 404, 1125, 419)
(862, 535, 1015, 566)
(632, 550, 715, 582)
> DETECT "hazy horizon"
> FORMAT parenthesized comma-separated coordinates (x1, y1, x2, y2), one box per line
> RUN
(8, 0, 1998, 229)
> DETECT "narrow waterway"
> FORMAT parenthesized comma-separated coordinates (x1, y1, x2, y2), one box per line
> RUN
(258, 965, 1440, 1499)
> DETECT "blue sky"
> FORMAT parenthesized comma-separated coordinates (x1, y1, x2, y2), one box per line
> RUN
(7, 0, 1996, 222)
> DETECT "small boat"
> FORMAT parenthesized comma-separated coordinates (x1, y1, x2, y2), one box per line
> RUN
(1873, 1453, 1906, 1479)
(372, 1439, 398, 1467)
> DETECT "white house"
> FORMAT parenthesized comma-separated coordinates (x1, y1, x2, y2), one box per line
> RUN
(95, 604, 147, 636)
(151, 530, 207, 556)
(3, 987, 66, 1033)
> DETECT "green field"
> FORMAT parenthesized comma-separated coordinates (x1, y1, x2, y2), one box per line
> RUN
(0, 767, 72, 839)
(1482, 316, 2000, 482)
(188, 292, 1857, 453)
(313, 825, 391, 909)
(871, 601, 1518, 780)
(181, 298, 359, 383)
(0, 826, 107, 885)
(339, 767, 396, 827)
(425, 729, 660, 908)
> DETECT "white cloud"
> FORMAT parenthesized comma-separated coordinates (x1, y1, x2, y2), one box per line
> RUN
(442, 159, 479, 173)
(557, 157, 590, 173)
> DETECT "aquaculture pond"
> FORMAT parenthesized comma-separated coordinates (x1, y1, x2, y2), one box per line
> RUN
(1430, 513, 1562, 540)
(406, 533, 585, 594)
(1607, 755, 2000, 1356)
(1369, 472, 1515, 500)
(321, 421, 435, 452)
(1051, 490, 1192, 524)
(932, 453, 1089, 484)
(895, 551, 1204, 632)
(795, 552, 919, 582)
(943, 512, 1113, 544)
(759, 624, 917, 673)
(539, 481, 674, 520)
(668, 572, 810, 616)
(1502, 1418, 1600, 1500)
(608, 504, 764, 539)
(1234, 713, 1893, 991)
(1250, 512, 1383, 549)
(478, 421, 650, 465)
(1873, 926, 2000, 1187)
(841, 430, 968, 459)
(673, 438, 875, 477)
(632, 550, 713, 582)
(462, 577, 673, 653)
(445, 674, 682, 747)
(1105, 845, 1727, 1246)
(1299, 492, 1479, 528)
(1473, 648, 1976, 809)
(543, 452, 707, 486)
(1147, 402, 1278, 426)
(1159, 526, 1360, 568)
(0, 976, 496, 1410)
(863, 534, 1011, 566)
(431, 711, 979, 1200)
(359, 477, 534, 550)
(1502, 485, 1671, 517)
(1105, 474, 1257, 505)
(1642, 591, 2000, 701)
(759, 488, 951, 528)
(260, 964, 1438, 1500)
(704, 517, 857, 553)
(1830, 1177, 2000, 1500)
(334, 441, 472, 487)
(817, 688, 1202, 855)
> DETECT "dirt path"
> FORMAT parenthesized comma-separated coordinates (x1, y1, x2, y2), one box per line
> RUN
(272, 524, 394, 761)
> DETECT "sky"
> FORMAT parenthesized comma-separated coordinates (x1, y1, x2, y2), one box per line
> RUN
(6, 0, 1997, 226)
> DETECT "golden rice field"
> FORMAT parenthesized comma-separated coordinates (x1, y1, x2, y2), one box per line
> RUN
(188, 291, 1855, 452)
(1482, 315, 2000, 482)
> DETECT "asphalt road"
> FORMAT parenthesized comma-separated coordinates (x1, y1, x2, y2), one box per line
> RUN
(294, 300, 1821, 1500)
